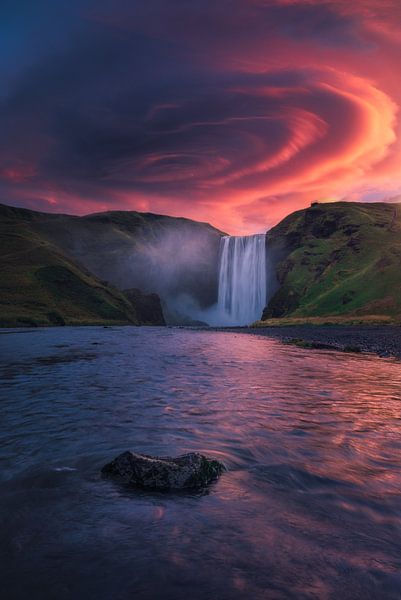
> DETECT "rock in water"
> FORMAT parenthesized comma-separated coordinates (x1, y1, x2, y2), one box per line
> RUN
(101, 451, 224, 490)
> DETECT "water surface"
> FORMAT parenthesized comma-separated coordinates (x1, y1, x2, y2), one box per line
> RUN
(1, 327, 401, 599)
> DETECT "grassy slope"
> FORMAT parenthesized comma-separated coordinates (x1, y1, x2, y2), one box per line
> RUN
(0, 204, 139, 326)
(262, 202, 401, 322)
(3, 200, 400, 326)
(14, 205, 224, 309)
(54, 211, 224, 308)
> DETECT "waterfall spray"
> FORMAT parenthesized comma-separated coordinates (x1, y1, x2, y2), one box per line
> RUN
(216, 234, 267, 326)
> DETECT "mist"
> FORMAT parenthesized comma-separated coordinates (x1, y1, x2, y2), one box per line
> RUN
(34, 210, 274, 326)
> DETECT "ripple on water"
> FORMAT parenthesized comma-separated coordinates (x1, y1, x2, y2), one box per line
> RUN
(1, 326, 401, 599)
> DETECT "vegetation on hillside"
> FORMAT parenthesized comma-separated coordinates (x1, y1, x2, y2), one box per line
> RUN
(0, 202, 219, 327)
(3, 200, 401, 327)
(262, 201, 401, 321)
(0, 205, 141, 326)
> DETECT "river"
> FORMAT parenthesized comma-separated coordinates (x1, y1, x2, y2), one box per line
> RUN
(1, 327, 401, 599)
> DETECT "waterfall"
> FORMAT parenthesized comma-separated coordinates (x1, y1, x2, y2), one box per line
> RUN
(216, 234, 267, 326)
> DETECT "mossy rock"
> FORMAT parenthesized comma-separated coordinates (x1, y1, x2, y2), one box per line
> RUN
(101, 451, 225, 490)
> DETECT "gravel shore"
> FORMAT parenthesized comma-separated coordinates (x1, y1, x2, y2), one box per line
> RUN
(218, 325, 401, 360)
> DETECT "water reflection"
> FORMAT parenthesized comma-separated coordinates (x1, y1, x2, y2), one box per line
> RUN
(1, 327, 401, 599)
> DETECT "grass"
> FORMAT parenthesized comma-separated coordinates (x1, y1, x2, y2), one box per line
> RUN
(253, 315, 398, 327)
(0, 201, 223, 323)
(282, 338, 363, 354)
(0, 206, 140, 327)
(3, 200, 401, 327)
(263, 201, 401, 322)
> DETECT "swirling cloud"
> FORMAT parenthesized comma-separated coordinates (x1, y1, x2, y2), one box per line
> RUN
(0, 0, 400, 232)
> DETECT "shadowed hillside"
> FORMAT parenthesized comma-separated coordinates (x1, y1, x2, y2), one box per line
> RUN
(0, 206, 141, 326)
(0, 203, 222, 326)
(3, 200, 401, 327)
(26, 207, 224, 310)
(262, 202, 401, 321)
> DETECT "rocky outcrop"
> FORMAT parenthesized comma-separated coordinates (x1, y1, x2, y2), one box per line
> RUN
(101, 451, 225, 490)
(123, 288, 165, 325)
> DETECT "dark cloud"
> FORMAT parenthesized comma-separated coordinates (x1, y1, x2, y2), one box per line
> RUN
(0, 0, 400, 232)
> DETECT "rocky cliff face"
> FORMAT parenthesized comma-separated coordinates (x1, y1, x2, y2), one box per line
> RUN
(262, 201, 401, 320)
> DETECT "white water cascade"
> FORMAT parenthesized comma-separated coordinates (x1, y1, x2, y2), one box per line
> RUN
(216, 234, 267, 326)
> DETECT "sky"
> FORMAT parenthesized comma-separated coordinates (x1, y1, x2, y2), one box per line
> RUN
(1, 0, 401, 234)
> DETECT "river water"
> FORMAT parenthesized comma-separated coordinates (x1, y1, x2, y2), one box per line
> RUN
(1, 327, 401, 599)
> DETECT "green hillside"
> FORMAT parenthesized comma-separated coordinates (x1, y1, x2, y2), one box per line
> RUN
(3, 200, 400, 327)
(1, 203, 223, 312)
(0, 202, 221, 327)
(0, 204, 141, 326)
(262, 202, 401, 321)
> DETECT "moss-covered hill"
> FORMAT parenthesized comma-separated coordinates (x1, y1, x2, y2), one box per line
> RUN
(4, 200, 399, 327)
(1, 204, 223, 311)
(262, 201, 401, 321)
(0, 204, 144, 326)
(0, 203, 221, 327)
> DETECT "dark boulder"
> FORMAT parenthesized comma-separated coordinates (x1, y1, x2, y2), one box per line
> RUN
(123, 288, 165, 325)
(101, 451, 225, 490)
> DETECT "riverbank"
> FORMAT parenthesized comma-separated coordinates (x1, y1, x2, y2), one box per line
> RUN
(214, 324, 401, 359)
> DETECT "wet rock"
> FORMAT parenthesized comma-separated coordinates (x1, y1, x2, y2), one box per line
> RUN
(101, 451, 225, 490)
